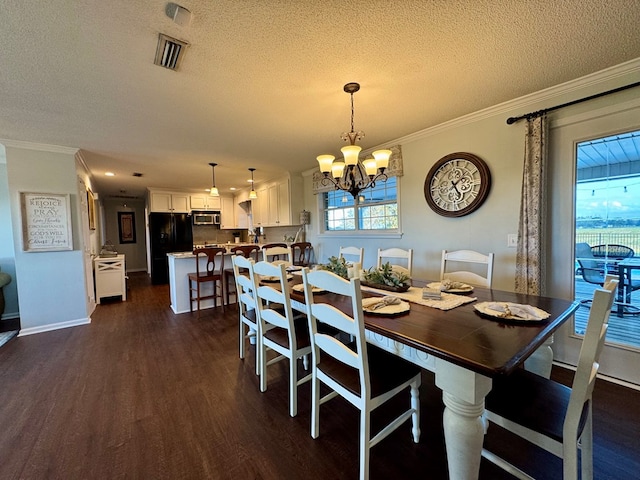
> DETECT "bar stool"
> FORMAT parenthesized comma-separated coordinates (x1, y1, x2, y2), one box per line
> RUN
(188, 247, 225, 313)
(291, 242, 313, 266)
(224, 244, 260, 304)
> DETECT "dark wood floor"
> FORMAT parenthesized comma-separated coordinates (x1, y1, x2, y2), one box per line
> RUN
(0, 273, 638, 479)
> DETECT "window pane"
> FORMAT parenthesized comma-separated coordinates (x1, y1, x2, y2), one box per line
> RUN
(322, 176, 398, 232)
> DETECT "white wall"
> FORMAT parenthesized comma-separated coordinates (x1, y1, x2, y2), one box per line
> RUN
(4, 144, 90, 334)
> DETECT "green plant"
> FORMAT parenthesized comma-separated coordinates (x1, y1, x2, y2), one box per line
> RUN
(319, 256, 349, 279)
(363, 262, 410, 287)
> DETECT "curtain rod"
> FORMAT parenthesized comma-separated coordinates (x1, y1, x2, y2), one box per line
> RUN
(506, 80, 640, 125)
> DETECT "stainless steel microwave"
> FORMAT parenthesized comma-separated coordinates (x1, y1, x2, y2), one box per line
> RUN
(192, 211, 221, 225)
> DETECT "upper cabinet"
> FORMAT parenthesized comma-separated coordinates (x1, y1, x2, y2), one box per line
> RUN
(189, 194, 221, 210)
(149, 191, 189, 213)
(250, 173, 302, 227)
(220, 197, 248, 230)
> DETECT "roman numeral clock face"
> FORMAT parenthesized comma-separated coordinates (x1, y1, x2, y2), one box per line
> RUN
(424, 152, 491, 217)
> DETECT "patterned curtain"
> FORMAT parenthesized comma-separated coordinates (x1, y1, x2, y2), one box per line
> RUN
(312, 144, 403, 194)
(515, 115, 548, 295)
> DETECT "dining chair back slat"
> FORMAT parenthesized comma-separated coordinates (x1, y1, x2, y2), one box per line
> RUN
(262, 243, 293, 265)
(339, 246, 364, 266)
(377, 248, 413, 277)
(440, 249, 494, 288)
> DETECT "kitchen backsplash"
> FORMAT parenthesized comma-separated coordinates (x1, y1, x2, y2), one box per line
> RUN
(192, 225, 304, 246)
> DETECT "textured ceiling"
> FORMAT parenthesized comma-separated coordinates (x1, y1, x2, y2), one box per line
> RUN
(1, 0, 640, 199)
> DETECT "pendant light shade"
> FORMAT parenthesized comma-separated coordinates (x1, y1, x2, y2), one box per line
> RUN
(248, 168, 257, 199)
(209, 162, 219, 197)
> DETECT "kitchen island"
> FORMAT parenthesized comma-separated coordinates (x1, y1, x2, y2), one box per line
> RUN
(167, 251, 235, 314)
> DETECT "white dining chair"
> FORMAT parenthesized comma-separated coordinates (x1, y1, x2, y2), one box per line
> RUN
(233, 255, 260, 376)
(251, 260, 311, 417)
(301, 268, 421, 480)
(482, 276, 618, 480)
(262, 243, 293, 266)
(376, 247, 413, 277)
(339, 246, 364, 266)
(440, 249, 494, 288)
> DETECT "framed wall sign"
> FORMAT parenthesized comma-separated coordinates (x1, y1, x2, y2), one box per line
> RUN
(20, 192, 73, 252)
(118, 211, 136, 244)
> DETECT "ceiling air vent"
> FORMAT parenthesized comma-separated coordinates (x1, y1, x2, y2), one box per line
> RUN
(154, 33, 189, 70)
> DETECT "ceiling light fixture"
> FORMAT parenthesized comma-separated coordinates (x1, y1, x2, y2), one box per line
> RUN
(208, 162, 219, 197)
(316, 82, 391, 199)
(248, 168, 257, 199)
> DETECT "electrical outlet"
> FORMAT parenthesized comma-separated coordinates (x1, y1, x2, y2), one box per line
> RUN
(507, 234, 517, 248)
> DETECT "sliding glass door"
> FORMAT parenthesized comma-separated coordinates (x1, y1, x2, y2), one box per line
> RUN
(574, 130, 640, 352)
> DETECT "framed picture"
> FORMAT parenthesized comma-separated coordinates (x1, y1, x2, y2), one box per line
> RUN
(118, 212, 136, 244)
(20, 192, 73, 252)
(87, 189, 96, 230)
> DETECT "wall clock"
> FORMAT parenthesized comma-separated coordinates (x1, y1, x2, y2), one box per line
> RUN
(423, 152, 491, 217)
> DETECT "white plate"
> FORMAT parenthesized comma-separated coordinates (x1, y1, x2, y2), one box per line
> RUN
(291, 283, 325, 294)
(260, 274, 293, 283)
(363, 300, 410, 316)
(474, 301, 550, 322)
(427, 282, 474, 293)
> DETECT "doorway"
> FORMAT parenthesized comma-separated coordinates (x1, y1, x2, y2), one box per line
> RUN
(574, 130, 640, 351)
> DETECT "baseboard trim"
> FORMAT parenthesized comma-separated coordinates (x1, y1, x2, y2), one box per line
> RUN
(18, 317, 91, 336)
(553, 360, 640, 391)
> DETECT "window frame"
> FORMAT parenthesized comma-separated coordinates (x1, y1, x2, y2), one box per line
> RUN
(318, 176, 402, 238)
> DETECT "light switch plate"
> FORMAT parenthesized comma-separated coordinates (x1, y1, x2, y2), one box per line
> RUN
(507, 234, 517, 248)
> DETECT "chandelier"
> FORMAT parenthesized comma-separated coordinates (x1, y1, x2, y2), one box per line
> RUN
(316, 82, 391, 199)
(209, 162, 219, 197)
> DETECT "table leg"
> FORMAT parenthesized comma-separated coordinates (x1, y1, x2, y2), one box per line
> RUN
(524, 334, 554, 378)
(435, 358, 492, 480)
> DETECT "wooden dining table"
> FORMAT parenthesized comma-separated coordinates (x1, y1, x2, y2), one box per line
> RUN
(285, 274, 580, 480)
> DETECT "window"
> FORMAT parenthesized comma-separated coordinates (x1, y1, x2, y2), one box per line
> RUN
(323, 177, 398, 232)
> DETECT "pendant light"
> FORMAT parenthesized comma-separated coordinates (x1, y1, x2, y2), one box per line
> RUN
(248, 168, 257, 199)
(209, 162, 219, 197)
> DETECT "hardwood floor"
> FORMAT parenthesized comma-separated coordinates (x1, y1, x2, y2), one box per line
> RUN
(0, 272, 638, 479)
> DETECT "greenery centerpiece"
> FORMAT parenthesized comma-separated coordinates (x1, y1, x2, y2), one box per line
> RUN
(361, 262, 411, 292)
(318, 256, 349, 279)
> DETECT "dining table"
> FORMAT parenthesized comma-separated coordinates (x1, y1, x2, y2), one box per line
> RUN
(284, 272, 580, 480)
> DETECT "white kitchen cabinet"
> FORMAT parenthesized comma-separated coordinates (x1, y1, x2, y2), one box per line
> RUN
(190, 194, 221, 210)
(267, 179, 291, 226)
(94, 255, 126, 303)
(252, 186, 269, 227)
(220, 196, 237, 229)
(149, 191, 189, 213)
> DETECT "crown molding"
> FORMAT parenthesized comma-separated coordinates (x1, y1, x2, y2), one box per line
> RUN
(0, 138, 78, 155)
(395, 57, 640, 144)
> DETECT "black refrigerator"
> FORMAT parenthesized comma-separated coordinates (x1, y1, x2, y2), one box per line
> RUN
(149, 212, 193, 284)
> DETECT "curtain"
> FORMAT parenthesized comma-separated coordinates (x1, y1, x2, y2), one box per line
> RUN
(515, 115, 547, 295)
(312, 144, 403, 194)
